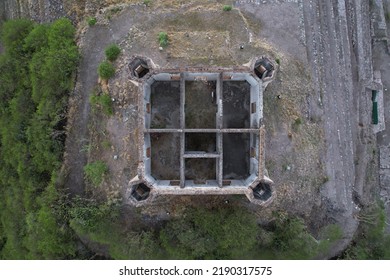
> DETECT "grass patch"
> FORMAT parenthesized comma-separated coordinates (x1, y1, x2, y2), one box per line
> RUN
(292, 117, 302, 132)
(143, 0, 152, 6)
(87, 17, 97, 26)
(105, 6, 123, 21)
(102, 140, 112, 150)
(98, 61, 115, 80)
(158, 32, 168, 47)
(84, 161, 108, 187)
(90, 91, 113, 116)
(104, 44, 120, 62)
(223, 5, 232, 11)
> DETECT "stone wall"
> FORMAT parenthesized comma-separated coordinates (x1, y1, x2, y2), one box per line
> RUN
(0, 0, 67, 23)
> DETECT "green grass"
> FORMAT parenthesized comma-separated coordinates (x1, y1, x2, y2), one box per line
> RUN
(84, 161, 108, 187)
(104, 44, 121, 62)
(223, 5, 232, 11)
(87, 17, 97, 26)
(158, 32, 168, 47)
(90, 91, 113, 116)
(98, 61, 115, 80)
(102, 140, 112, 150)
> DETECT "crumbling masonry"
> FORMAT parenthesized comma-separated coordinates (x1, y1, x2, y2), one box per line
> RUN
(126, 56, 277, 206)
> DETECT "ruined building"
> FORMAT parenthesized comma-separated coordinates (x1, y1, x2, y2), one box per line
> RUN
(127, 56, 277, 206)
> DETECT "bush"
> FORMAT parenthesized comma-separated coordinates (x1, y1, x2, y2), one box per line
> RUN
(98, 61, 115, 80)
(104, 44, 121, 61)
(275, 58, 280, 65)
(158, 32, 168, 47)
(87, 17, 97, 26)
(223, 5, 232, 11)
(84, 161, 108, 186)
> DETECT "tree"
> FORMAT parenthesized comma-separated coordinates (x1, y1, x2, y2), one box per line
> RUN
(1, 19, 34, 56)
(160, 207, 258, 259)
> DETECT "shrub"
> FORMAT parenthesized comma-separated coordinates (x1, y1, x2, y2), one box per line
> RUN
(275, 57, 280, 65)
(98, 61, 115, 80)
(104, 44, 121, 61)
(143, 0, 151, 6)
(87, 17, 97, 26)
(158, 32, 168, 47)
(223, 5, 232, 11)
(84, 161, 108, 186)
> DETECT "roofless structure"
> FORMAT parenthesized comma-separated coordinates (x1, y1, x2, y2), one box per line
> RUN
(126, 56, 277, 206)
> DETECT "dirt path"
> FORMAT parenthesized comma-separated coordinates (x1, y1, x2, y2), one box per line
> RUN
(63, 6, 143, 196)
